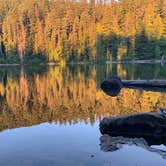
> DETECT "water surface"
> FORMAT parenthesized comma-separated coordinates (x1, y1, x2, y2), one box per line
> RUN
(0, 63, 166, 166)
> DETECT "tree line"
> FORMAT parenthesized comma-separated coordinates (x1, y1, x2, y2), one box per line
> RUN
(0, 0, 166, 63)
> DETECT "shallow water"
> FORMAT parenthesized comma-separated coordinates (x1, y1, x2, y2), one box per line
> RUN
(0, 63, 166, 166)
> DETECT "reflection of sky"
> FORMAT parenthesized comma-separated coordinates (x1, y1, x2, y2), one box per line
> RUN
(0, 122, 165, 166)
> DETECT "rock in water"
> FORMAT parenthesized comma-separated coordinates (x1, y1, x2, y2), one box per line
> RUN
(100, 111, 166, 141)
(100, 76, 123, 97)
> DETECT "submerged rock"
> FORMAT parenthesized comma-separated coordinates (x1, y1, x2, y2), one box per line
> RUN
(100, 134, 166, 159)
(100, 135, 148, 152)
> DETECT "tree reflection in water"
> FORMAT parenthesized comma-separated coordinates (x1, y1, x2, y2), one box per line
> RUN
(0, 64, 165, 132)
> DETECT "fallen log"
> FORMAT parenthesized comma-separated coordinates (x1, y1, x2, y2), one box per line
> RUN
(99, 109, 166, 145)
(101, 76, 166, 96)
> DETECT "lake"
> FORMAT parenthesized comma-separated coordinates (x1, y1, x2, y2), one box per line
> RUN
(0, 63, 166, 166)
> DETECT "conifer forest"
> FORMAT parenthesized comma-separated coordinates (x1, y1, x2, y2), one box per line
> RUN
(0, 0, 166, 64)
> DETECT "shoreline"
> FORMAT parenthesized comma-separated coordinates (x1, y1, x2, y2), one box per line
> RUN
(107, 59, 166, 64)
(0, 59, 165, 66)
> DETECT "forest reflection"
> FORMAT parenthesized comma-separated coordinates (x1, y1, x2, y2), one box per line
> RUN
(0, 64, 166, 132)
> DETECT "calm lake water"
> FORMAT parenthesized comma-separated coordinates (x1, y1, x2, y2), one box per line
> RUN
(0, 63, 166, 166)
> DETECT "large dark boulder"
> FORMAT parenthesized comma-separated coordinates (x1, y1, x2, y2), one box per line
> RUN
(100, 110, 166, 143)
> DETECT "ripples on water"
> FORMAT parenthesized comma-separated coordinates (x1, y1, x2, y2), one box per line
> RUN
(0, 63, 166, 166)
